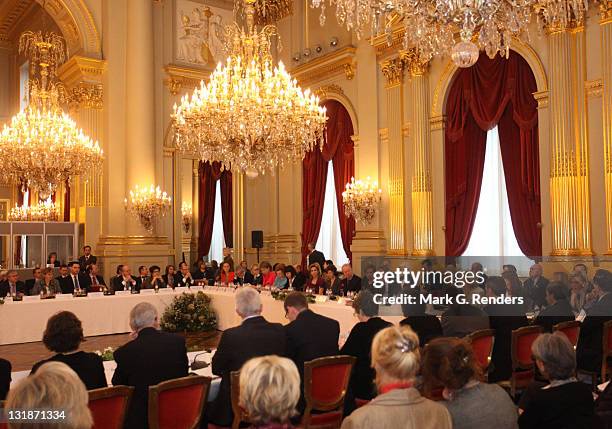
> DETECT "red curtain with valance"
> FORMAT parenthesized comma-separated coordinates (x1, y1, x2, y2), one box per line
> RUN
(301, 100, 355, 266)
(220, 170, 233, 248)
(445, 51, 541, 257)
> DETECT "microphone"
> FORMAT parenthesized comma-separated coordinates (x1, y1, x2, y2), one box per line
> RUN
(190, 349, 212, 370)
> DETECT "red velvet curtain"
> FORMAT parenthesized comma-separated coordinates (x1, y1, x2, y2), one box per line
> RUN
(63, 180, 70, 222)
(301, 100, 355, 266)
(220, 170, 233, 248)
(198, 162, 222, 259)
(445, 52, 541, 256)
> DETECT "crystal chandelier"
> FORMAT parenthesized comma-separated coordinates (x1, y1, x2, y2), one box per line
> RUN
(342, 177, 382, 225)
(8, 200, 60, 222)
(124, 185, 172, 233)
(0, 30, 103, 199)
(535, 0, 589, 31)
(311, 0, 534, 68)
(173, 0, 327, 176)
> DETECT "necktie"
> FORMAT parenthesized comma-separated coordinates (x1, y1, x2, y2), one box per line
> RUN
(10, 283, 15, 296)
(73, 275, 80, 290)
(92, 275, 98, 285)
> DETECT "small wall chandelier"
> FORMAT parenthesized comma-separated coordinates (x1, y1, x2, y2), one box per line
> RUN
(342, 177, 382, 225)
(0, 26, 103, 199)
(181, 202, 193, 233)
(124, 185, 172, 233)
(8, 200, 60, 222)
(173, 0, 327, 176)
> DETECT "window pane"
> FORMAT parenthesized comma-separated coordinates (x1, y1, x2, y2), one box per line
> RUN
(208, 179, 225, 263)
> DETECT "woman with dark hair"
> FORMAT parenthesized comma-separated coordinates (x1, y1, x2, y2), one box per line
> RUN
(324, 266, 342, 296)
(163, 264, 176, 288)
(31, 311, 106, 390)
(217, 261, 235, 285)
(502, 271, 527, 311)
(260, 261, 275, 287)
(47, 252, 60, 267)
(306, 263, 325, 295)
(422, 337, 518, 429)
(323, 259, 334, 271)
(284, 265, 304, 291)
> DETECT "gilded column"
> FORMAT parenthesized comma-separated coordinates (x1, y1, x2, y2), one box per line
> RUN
(191, 161, 200, 259)
(232, 170, 245, 261)
(403, 51, 433, 256)
(381, 57, 407, 254)
(602, 2, 612, 253)
(547, 22, 592, 255)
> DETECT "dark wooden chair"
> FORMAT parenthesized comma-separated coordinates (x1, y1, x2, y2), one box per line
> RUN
(148, 375, 211, 429)
(230, 371, 248, 429)
(88, 385, 134, 429)
(601, 320, 612, 382)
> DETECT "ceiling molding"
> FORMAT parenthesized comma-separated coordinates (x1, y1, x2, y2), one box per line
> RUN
(290, 45, 356, 88)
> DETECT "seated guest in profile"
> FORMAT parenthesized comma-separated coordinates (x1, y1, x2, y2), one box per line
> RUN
(341, 291, 392, 412)
(245, 263, 261, 285)
(239, 356, 300, 429)
(84, 264, 105, 292)
(323, 266, 342, 296)
(273, 264, 288, 289)
(234, 267, 246, 285)
(0, 358, 11, 400)
(31, 311, 106, 390)
(175, 261, 194, 287)
(519, 333, 595, 429)
(0, 270, 25, 298)
(341, 263, 362, 294)
(239, 259, 250, 275)
(441, 301, 489, 338)
(113, 303, 188, 429)
(422, 337, 518, 429)
(78, 245, 97, 273)
(7, 362, 93, 429)
(503, 271, 528, 313)
(47, 251, 61, 267)
(484, 276, 528, 382)
(341, 326, 452, 429)
(136, 265, 149, 289)
(570, 272, 589, 314)
(533, 282, 574, 332)
(111, 265, 138, 291)
(361, 265, 376, 292)
(285, 265, 305, 291)
(208, 286, 287, 427)
(31, 267, 61, 296)
(523, 263, 550, 310)
(162, 264, 176, 288)
(217, 261, 235, 285)
(210, 260, 220, 279)
(577, 269, 612, 373)
(24, 267, 42, 296)
(306, 263, 325, 294)
(260, 261, 276, 287)
(400, 290, 443, 347)
(142, 265, 166, 289)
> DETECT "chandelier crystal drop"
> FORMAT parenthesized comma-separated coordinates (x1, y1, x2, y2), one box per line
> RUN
(342, 177, 382, 225)
(0, 30, 103, 200)
(124, 185, 172, 233)
(173, 0, 327, 175)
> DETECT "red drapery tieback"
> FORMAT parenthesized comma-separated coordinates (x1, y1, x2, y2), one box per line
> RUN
(444, 52, 541, 257)
(198, 162, 232, 259)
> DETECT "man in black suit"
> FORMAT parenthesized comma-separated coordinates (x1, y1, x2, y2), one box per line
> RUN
(78, 245, 97, 273)
(111, 265, 138, 292)
(305, 243, 325, 272)
(136, 265, 149, 290)
(0, 358, 11, 400)
(24, 267, 42, 296)
(63, 261, 88, 294)
(577, 269, 612, 373)
(208, 286, 287, 426)
(112, 302, 188, 429)
(175, 262, 195, 287)
(0, 270, 26, 298)
(83, 264, 106, 291)
(341, 263, 362, 294)
(533, 281, 574, 332)
(523, 263, 550, 309)
(56, 264, 71, 294)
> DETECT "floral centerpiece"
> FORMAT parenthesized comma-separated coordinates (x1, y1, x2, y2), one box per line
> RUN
(161, 291, 217, 348)
(95, 347, 115, 361)
(271, 290, 316, 304)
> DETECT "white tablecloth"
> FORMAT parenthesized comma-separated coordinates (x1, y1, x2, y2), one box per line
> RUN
(0, 287, 404, 345)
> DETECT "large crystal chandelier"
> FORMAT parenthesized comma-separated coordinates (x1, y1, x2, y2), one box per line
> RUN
(0, 30, 103, 199)
(173, 0, 327, 176)
(342, 177, 382, 225)
(311, 0, 534, 68)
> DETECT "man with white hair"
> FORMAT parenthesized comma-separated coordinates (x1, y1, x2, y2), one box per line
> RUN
(523, 263, 550, 309)
(112, 302, 188, 429)
(208, 286, 287, 427)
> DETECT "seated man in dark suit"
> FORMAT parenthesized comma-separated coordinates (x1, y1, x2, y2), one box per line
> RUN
(0, 270, 26, 298)
(175, 262, 195, 287)
(111, 265, 138, 292)
(533, 281, 574, 332)
(577, 269, 612, 373)
(56, 264, 71, 293)
(65, 261, 88, 293)
(341, 263, 362, 294)
(135, 265, 149, 290)
(208, 286, 287, 426)
(484, 276, 528, 382)
(112, 302, 188, 429)
(83, 263, 106, 292)
(24, 267, 42, 296)
(0, 358, 11, 400)
(78, 245, 97, 273)
(523, 263, 550, 309)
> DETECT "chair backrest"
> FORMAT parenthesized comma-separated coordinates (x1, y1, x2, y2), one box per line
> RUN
(0, 400, 5, 429)
(304, 355, 356, 413)
(553, 321, 581, 347)
(148, 375, 211, 429)
(88, 386, 134, 429)
(230, 371, 247, 429)
(511, 325, 543, 370)
(465, 329, 495, 370)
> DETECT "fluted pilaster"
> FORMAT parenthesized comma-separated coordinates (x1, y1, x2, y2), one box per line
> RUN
(602, 3, 612, 253)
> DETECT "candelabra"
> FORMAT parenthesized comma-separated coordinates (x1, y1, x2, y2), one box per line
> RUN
(8, 200, 60, 222)
(342, 177, 382, 225)
(181, 202, 193, 233)
(124, 185, 172, 233)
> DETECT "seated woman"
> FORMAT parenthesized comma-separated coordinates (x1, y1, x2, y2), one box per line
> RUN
(142, 265, 166, 289)
(569, 273, 588, 314)
(518, 332, 595, 429)
(239, 355, 300, 429)
(47, 252, 61, 267)
(31, 311, 106, 390)
(217, 261, 235, 286)
(533, 282, 574, 332)
(273, 264, 288, 289)
(324, 266, 342, 296)
(340, 291, 392, 413)
(260, 261, 276, 287)
(284, 265, 304, 291)
(400, 290, 443, 347)
(341, 325, 452, 429)
(163, 264, 176, 288)
(31, 267, 61, 296)
(422, 337, 518, 429)
(306, 263, 325, 295)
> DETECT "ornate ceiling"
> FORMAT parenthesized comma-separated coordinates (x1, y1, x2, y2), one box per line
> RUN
(0, 0, 36, 46)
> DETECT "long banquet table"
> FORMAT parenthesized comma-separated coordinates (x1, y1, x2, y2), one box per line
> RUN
(0, 287, 404, 345)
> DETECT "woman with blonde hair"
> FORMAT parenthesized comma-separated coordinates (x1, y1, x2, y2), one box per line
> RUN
(6, 361, 93, 429)
(239, 355, 300, 429)
(341, 326, 451, 429)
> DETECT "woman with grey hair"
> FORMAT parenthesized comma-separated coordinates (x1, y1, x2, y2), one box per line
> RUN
(518, 332, 595, 428)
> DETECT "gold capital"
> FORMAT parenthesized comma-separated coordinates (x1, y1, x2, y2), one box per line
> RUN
(381, 57, 405, 87)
